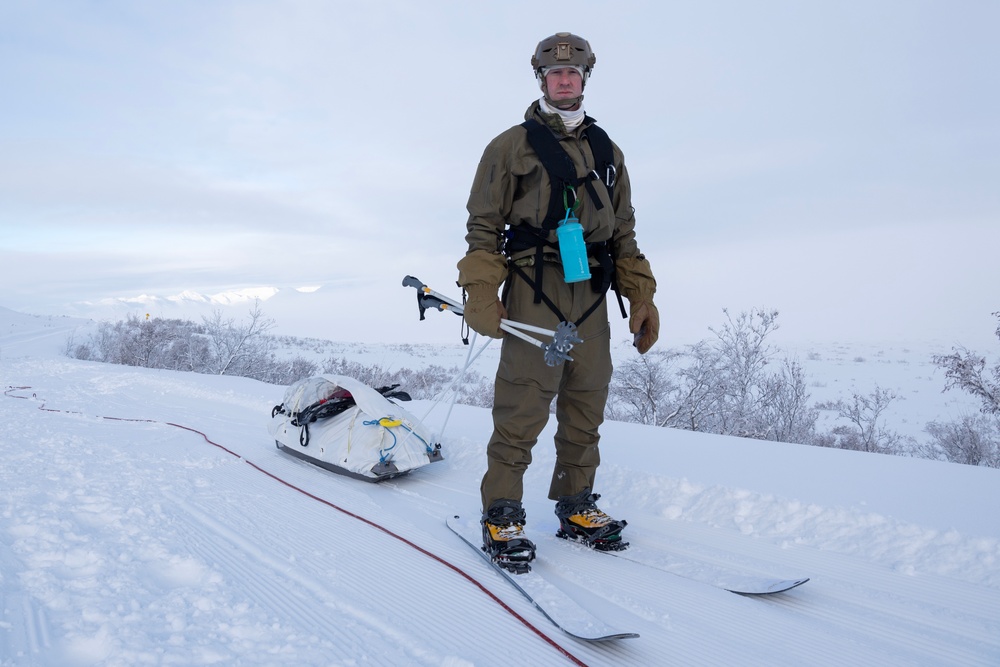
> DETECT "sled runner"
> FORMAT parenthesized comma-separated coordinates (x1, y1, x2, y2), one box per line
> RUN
(269, 375, 443, 482)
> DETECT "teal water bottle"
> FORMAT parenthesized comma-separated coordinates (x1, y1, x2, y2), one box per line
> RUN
(556, 210, 591, 283)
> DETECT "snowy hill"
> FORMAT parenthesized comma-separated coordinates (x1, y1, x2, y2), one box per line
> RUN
(1, 310, 999, 666)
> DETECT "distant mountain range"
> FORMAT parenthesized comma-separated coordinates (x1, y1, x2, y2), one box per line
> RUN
(42, 282, 457, 345)
(81, 286, 286, 309)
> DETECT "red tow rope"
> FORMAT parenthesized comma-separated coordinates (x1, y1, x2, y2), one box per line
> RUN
(3, 385, 590, 667)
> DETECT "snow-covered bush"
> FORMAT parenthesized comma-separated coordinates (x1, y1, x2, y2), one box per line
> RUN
(321, 357, 494, 408)
(607, 308, 818, 444)
(933, 313, 1000, 416)
(66, 302, 314, 385)
(827, 385, 909, 455)
(925, 312, 1000, 467)
(924, 414, 1000, 467)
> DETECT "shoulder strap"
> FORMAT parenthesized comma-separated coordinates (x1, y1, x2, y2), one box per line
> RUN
(521, 118, 575, 231)
(578, 123, 626, 321)
(582, 123, 616, 201)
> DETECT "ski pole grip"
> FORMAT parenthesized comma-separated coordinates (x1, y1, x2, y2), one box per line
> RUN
(402, 275, 426, 290)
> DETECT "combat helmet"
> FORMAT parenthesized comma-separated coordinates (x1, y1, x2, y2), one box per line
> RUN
(531, 32, 596, 77)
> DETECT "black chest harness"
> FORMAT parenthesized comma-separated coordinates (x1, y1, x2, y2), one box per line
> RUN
(503, 117, 627, 326)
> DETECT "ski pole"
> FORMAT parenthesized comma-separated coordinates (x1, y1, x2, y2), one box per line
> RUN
(402, 275, 581, 365)
(500, 319, 557, 338)
(403, 277, 563, 339)
(429, 330, 495, 445)
(402, 275, 464, 318)
(498, 321, 556, 351)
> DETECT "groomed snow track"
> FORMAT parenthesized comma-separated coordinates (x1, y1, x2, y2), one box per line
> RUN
(2, 359, 999, 666)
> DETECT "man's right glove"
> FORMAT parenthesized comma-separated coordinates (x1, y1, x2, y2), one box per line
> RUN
(463, 284, 507, 338)
(457, 249, 509, 339)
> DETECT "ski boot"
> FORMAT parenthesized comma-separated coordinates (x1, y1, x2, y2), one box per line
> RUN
(482, 499, 536, 574)
(554, 489, 629, 551)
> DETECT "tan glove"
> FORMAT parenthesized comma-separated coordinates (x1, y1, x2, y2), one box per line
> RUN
(630, 300, 659, 354)
(457, 250, 509, 339)
(615, 255, 657, 302)
(463, 284, 507, 338)
(616, 254, 659, 354)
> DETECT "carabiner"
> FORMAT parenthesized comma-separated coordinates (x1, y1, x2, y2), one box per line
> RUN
(562, 184, 579, 212)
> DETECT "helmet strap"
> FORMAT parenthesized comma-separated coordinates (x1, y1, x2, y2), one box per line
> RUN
(545, 94, 584, 111)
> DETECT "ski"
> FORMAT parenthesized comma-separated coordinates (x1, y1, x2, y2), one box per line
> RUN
(447, 515, 639, 642)
(607, 548, 809, 595)
(550, 532, 808, 595)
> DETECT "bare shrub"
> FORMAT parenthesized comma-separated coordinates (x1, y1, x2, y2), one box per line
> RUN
(924, 414, 1000, 467)
(924, 313, 1000, 467)
(608, 308, 819, 445)
(932, 316, 1000, 416)
(831, 386, 908, 454)
(607, 350, 681, 426)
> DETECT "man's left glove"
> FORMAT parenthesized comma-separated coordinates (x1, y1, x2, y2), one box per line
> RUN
(616, 254, 659, 354)
(630, 300, 659, 354)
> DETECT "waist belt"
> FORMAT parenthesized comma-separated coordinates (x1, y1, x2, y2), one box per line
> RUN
(512, 253, 562, 268)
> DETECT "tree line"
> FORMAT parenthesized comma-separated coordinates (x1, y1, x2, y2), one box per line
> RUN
(604, 308, 999, 467)
(65, 304, 1000, 468)
(64, 301, 495, 406)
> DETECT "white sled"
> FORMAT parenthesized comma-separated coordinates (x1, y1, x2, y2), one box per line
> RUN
(268, 375, 443, 482)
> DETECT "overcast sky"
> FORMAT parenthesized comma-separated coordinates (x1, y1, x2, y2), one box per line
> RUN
(2, 1, 998, 348)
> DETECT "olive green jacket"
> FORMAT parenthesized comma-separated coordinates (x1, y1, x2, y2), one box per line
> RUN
(460, 100, 655, 303)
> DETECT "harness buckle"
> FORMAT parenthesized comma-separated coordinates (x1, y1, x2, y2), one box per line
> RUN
(588, 164, 616, 189)
(604, 163, 617, 188)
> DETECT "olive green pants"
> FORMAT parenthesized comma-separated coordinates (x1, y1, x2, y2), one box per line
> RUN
(480, 262, 613, 512)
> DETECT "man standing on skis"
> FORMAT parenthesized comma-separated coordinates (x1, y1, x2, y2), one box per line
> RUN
(457, 32, 660, 572)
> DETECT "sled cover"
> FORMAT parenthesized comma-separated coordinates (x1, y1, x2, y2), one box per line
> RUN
(268, 375, 442, 481)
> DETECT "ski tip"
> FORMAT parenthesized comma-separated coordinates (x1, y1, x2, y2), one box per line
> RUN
(729, 577, 810, 595)
(568, 631, 640, 642)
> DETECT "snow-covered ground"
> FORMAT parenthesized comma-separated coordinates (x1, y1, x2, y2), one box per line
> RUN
(1, 309, 998, 666)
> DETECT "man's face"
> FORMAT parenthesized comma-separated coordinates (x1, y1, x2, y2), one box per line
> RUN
(544, 67, 584, 106)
